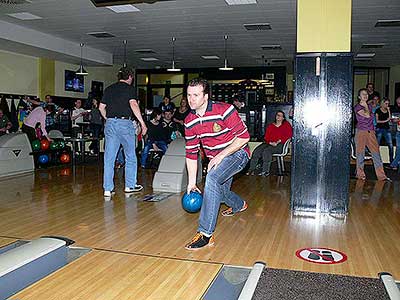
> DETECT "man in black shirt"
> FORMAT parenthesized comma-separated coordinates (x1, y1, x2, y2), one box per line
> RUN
(161, 109, 179, 143)
(99, 67, 147, 198)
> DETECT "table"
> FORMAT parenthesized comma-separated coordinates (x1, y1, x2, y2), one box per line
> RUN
(65, 137, 99, 163)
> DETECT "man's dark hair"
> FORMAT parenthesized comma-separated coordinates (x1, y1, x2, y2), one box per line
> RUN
(187, 78, 210, 95)
(118, 67, 134, 81)
(150, 108, 162, 120)
(366, 82, 374, 88)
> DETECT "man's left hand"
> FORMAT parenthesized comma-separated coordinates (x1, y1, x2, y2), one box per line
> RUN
(207, 153, 225, 171)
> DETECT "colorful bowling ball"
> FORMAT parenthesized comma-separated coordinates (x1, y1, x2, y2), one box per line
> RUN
(182, 191, 203, 213)
(58, 140, 65, 149)
(60, 153, 71, 164)
(32, 139, 41, 151)
(40, 139, 50, 150)
(38, 154, 49, 164)
(50, 141, 58, 150)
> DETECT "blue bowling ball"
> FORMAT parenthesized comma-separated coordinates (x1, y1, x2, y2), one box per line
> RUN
(182, 191, 203, 213)
(38, 154, 49, 164)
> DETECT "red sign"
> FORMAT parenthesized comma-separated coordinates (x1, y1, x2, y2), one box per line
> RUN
(296, 247, 347, 264)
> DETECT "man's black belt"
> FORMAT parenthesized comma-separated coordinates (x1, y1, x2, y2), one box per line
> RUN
(112, 116, 133, 120)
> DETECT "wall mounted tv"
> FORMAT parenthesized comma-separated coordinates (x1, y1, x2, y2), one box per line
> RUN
(65, 70, 84, 93)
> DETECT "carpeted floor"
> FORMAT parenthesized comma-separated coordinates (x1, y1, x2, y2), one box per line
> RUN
(252, 268, 390, 300)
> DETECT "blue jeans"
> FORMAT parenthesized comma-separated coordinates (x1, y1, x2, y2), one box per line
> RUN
(103, 119, 137, 191)
(116, 146, 125, 164)
(140, 140, 168, 167)
(199, 149, 249, 236)
(376, 128, 394, 162)
(390, 132, 400, 168)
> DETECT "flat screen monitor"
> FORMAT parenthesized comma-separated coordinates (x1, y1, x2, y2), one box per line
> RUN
(65, 70, 84, 93)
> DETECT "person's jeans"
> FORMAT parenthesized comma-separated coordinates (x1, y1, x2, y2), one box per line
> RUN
(116, 146, 125, 165)
(198, 148, 249, 236)
(103, 118, 137, 191)
(390, 132, 400, 168)
(140, 140, 168, 167)
(376, 128, 394, 162)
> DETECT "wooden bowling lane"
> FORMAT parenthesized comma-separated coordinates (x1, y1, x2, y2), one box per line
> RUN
(1, 165, 400, 279)
(0, 237, 17, 248)
(13, 250, 222, 300)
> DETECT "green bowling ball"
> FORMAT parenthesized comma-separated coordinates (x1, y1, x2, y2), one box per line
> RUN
(32, 139, 41, 151)
(50, 141, 58, 150)
(58, 140, 65, 149)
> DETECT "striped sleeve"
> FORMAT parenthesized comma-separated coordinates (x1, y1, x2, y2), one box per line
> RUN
(185, 122, 200, 160)
(223, 105, 250, 139)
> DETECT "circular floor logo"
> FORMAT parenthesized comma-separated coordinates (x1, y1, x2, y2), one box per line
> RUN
(295, 247, 347, 264)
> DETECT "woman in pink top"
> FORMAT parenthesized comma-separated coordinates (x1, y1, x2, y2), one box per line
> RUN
(354, 88, 389, 181)
(22, 105, 52, 142)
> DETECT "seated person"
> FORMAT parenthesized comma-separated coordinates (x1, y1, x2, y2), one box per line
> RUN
(140, 108, 168, 168)
(173, 97, 190, 136)
(158, 95, 176, 113)
(71, 99, 88, 137)
(247, 110, 292, 176)
(162, 109, 180, 143)
(0, 109, 12, 136)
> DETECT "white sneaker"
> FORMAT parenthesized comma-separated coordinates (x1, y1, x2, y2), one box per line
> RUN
(104, 190, 115, 197)
(124, 185, 143, 193)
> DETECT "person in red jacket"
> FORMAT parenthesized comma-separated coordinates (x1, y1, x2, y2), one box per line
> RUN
(247, 110, 292, 176)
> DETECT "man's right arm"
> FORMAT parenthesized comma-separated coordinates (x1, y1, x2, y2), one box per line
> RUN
(129, 99, 147, 136)
(186, 158, 199, 194)
(99, 103, 107, 119)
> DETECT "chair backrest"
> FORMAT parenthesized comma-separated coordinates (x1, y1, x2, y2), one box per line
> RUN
(281, 138, 291, 156)
(48, 130, 64, 139)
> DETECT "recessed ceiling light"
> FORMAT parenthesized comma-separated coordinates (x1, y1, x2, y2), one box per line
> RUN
(361, 43, 385, 49)
(244, 23, 271, 31)
(106, 5, 140, 13)
(87, 31, 115, 38)
(201, 55, 220, 60)
(271, 59, 287, 63)
(375, 20, 400, 27)
(140, 57, 159, 61)
(356, 53, 375, 58)
(354, 57, 372, 61)
(7, 12, 42, 20)
(135, 49, 156, 54)
(225, 0, 257, 5)
(261, 44, 281, 50)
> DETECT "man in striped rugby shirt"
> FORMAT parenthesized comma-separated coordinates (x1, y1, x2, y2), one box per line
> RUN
(184, 78, 250, 250)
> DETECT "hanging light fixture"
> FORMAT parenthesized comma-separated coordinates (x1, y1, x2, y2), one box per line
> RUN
(122, 39, 127, 68)
(219, 35, 234, 71)
(167, 37, 181, 72)
(260, 55, 268, 84)
(76, 43, 88, 76)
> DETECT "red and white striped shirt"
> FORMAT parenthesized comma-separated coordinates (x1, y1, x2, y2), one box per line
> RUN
(185, 101, 250, 160)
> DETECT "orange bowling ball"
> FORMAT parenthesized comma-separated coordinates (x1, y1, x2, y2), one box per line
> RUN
(40, 139, 50, 150)
(60, 153, 71, 164)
